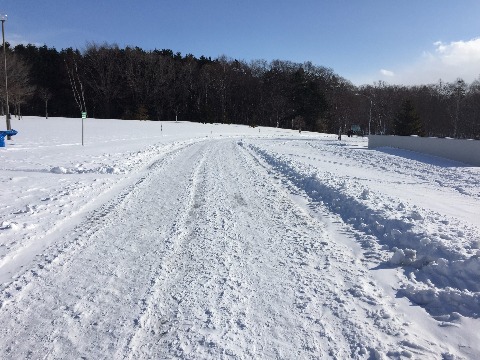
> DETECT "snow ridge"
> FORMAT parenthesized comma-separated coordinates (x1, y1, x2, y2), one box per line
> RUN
(248, 142, 480, 320)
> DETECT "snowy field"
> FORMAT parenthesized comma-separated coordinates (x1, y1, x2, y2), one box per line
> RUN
(0, 116, 479, 359)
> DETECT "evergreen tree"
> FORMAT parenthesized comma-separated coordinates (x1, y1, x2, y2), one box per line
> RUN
(394, 99, 424, 136)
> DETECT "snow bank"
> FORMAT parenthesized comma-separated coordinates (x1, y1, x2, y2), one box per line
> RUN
(50, 165, 121, 174)
(248, 141, 480, 319)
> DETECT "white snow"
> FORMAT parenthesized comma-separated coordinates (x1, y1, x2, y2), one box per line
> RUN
(0, 116, 479, 359)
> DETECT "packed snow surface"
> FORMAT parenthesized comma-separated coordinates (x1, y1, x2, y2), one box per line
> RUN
(1, 117, 479, 359)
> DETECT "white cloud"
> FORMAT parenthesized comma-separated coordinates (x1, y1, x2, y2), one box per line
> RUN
(377, 38, 480, 85)
(380, 69, 395, 77)
(434, 38, 480, 65)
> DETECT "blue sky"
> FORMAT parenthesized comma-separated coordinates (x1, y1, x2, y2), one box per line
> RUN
(2, 0, 480, 85)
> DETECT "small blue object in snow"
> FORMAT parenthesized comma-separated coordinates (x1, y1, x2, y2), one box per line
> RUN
(0, 129, 18, 147)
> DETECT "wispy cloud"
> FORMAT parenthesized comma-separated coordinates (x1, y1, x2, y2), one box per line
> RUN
(7, 33, 43, 47)
(378, 38, 480, 85)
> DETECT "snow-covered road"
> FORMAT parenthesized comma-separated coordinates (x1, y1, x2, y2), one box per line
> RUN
(1, 118, 479, 359)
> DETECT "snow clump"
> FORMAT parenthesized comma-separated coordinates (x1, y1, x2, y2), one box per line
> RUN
(390, 247, 417, 266)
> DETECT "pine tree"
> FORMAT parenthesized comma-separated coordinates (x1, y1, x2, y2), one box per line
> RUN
(394, 99, 424, 136)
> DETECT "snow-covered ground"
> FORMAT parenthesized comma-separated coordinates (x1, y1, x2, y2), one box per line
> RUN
(0, 116, 479, 359)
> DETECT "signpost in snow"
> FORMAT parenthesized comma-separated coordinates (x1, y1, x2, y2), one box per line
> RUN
(81, 112, 87, 146)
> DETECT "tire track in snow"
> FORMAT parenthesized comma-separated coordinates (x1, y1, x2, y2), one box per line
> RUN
(126, 140, 260, 358)
(0, 139, 204, 285)
(127, 138, 437, 359)
(0, 141, 210, 359)
(238, 140, 442, 358)
(0, 138, 446, 359)
(248, 141, 480, 321)
(125, 143, 210, 357)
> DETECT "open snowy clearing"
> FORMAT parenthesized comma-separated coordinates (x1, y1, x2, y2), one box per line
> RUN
(0, 117, 479, 359)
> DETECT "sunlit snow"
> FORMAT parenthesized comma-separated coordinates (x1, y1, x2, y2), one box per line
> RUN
(1, 116, 479, 358)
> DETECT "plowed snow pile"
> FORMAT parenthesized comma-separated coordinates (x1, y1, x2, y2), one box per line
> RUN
(1, 117, 479, 359)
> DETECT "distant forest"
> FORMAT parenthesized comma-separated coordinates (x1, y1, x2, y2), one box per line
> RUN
(1, 42, 480, 138)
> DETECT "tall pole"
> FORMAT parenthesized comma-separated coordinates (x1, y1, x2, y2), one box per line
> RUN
(1, 14, 11, 139)
(369, 99, 372, 135)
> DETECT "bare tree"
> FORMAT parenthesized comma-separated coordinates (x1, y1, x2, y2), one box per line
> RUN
(38, 87, 52, 118)
(64, 51, 87, 115)
(452, 78, 467, 138)
(83, 42, 123, 118)
(466, 78, 480, 138)
(0, 52, 35, 119)
(292, 115, 306, 132)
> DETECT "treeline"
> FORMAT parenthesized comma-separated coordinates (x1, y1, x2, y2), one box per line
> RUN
(1, 42, 480, 138)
